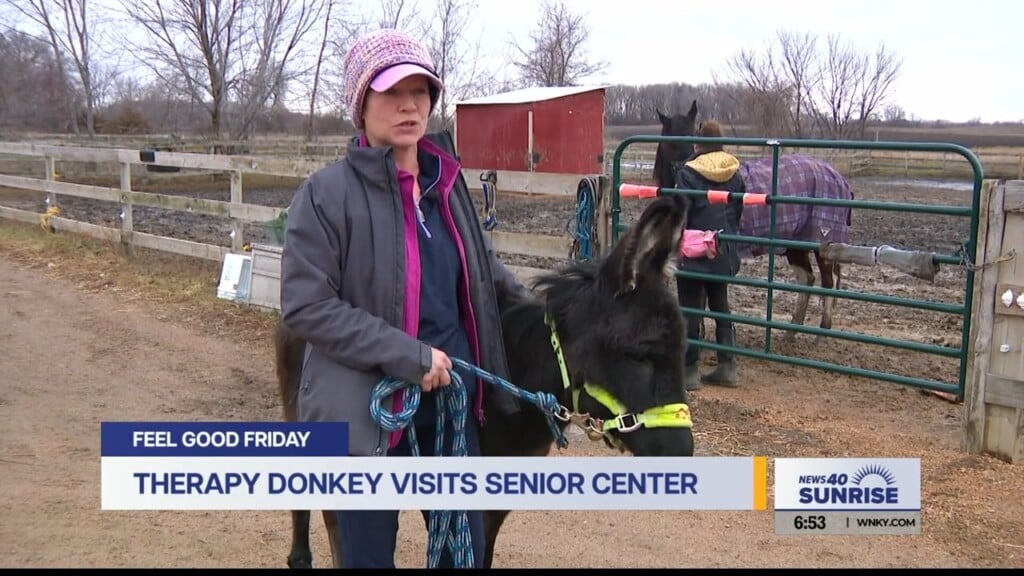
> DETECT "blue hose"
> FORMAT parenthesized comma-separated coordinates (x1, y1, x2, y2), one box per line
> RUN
(568, 176, 599, 261)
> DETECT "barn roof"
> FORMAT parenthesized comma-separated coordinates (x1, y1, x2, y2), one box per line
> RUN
(456, 85, 608, 106)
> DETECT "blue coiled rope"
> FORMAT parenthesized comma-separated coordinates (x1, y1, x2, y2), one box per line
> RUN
(481, 180, 498, 231)
(568, 176, 599, 261)
(369, 357, 569, 569)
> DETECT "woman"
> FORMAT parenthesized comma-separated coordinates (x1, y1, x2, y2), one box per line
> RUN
(675, 120, 745, 390)
(278, 28, 528, 569)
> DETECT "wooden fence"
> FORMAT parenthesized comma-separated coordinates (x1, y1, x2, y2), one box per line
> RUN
(964, 179, 1024, 464)
(11, 132, 1021, 181)
(0, 142, 611, 302)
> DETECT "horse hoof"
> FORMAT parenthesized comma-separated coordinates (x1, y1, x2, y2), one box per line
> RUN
(287, 557, 313, 569)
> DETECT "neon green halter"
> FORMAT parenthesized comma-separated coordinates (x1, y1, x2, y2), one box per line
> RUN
(544, 313, 693, 444)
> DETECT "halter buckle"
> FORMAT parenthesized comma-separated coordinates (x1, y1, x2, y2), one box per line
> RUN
(614, 412, 643, 433)
(553, 405, 573, 422)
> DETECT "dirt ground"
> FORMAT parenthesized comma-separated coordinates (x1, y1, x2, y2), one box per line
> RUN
(1, 172, 1023, 568)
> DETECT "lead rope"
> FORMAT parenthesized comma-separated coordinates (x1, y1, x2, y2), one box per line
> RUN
(369, 357, 570, 568)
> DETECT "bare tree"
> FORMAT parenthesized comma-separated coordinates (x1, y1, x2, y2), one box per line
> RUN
(852, 41, 902, 138)
(812, 34, 863, 139)
(305, 0, 333, 141)
(375, 0, 420, 29)
(5, 0, 102, 136)
(777, 30, 817, 137)
(421, 0, 496, 129)
(0, 28, 76, 131)
(229, 0, 326, 139)
(718, 29, 903, 139)
(120, 0, 324, 140)
(510, 0, 607, 87)
(119, 0, 242, 138)
(719, 40, 791, 135)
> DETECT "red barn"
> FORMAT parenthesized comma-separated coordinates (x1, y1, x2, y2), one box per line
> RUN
(453, 86, 607, 175)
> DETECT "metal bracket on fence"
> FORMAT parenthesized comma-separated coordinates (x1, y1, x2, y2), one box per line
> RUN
(958, 243, 1017, 272)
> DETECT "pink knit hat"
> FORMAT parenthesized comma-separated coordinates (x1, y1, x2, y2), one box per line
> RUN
(343, 28, 443, 130)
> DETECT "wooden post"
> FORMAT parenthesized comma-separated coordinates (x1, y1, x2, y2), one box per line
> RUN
(119, 161, 133, 256)
(527, 110, 534, 174)
(595, 174, 612, 258)
(230, 170, 244, 252)
(963, 179, 1024, 464)
(44, 156, 57, 207)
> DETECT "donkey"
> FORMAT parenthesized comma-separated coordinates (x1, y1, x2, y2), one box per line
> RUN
(274, 196, 695, 569)
(654, 100, 853, 338)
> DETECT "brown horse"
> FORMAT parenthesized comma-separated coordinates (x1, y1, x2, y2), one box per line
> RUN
(275, 196, 696, 568)
(654, 100, 852, 337)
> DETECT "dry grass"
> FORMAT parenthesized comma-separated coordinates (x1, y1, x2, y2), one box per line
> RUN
(0, 218, 279, 348)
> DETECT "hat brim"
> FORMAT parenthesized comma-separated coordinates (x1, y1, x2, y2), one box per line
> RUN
(369, 63, 444, 92)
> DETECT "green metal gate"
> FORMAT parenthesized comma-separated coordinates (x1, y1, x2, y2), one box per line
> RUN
(610, 135, 985, 400)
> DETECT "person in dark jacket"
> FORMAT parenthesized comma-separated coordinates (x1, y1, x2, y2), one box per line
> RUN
(675, 120, 745, 390)
(278, 28, 528, 569)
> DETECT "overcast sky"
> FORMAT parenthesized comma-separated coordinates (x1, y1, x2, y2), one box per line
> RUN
(10, 0, 1021, 124)
(473, 0, 1022, 123)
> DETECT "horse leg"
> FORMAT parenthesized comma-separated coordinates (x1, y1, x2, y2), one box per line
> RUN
(784, 250, 814, 342)
(323, 510, 343, 568)
(814, 251, 839, 338)
(287, 511, 313, 568)
(483, 510, 511, 569)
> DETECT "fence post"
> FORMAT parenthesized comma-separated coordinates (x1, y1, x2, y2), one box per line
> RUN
(963, 179, 1024, 464)
(43, 156, 57, 208)
(595, 174, 611, 257)
(230, 170, 244, 252)
(119, 161, 133, 256)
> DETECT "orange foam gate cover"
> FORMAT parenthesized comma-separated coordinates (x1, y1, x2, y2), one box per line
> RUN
(743, 194, 768, 205)
(620, 184, 658, 198)
(707, 190, 730, 203)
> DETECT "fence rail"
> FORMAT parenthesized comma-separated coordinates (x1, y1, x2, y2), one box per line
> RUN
(0, 142, 596, 298)
(6, 132, 1020, 181)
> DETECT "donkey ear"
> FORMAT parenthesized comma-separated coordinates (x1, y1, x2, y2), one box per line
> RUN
(609, 197, 687, 297)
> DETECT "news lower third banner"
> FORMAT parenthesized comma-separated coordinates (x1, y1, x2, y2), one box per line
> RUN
(100, 421, 769, 511)
(774, 457, 922, 535)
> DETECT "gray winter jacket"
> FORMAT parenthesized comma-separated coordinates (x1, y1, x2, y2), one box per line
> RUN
(279, 130, 528, 456)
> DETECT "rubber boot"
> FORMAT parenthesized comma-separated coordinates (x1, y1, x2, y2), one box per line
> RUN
(683, 363, 701, 391)
(701, 357, 737, 387)
(702, 323, 739, 387)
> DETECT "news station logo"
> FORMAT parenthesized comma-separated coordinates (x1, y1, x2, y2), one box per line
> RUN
(774, 458, 921, 535)
(797, 463, 899, 506)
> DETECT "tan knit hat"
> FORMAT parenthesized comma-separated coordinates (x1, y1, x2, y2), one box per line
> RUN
(343, 28, 443, 130)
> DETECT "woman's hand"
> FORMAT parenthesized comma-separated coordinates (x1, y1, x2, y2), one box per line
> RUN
(420, 347, 452, 392)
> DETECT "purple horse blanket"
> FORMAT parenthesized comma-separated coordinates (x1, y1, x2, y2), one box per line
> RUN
(736, 154, 853, 258)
